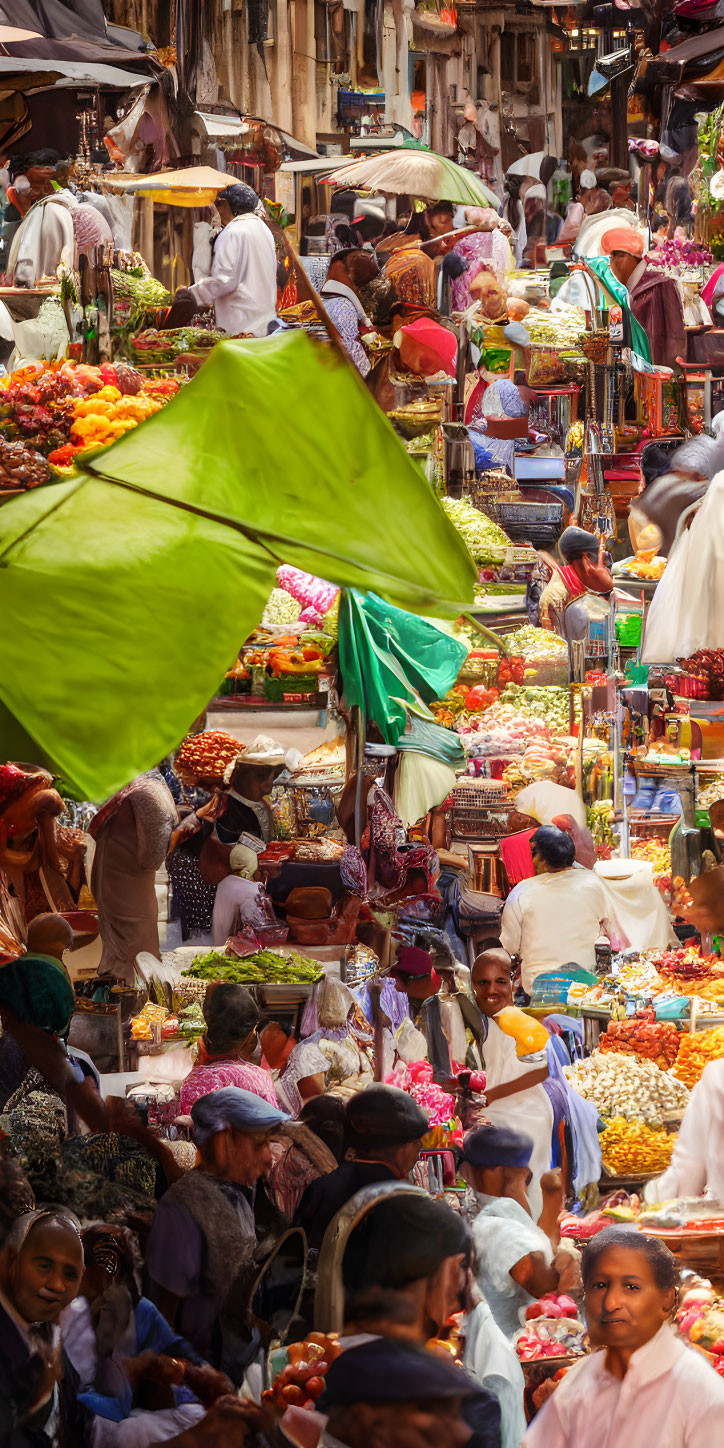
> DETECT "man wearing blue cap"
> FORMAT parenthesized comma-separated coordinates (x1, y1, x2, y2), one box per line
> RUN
(461, 1124, 559, 1339)
(178, 182, 277, 337)
(145, 1086, 287, 1381)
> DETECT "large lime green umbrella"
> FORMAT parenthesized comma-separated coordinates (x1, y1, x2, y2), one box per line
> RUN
(0, 332, 475, 800)
(323, 149, 500, 209)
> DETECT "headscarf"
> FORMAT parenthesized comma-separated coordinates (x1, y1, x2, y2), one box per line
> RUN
(382, 245, 436, 311)
(0, 955, 75, 1037)
(190, 1086, 287, 1146)
(229, 844, 258, 879)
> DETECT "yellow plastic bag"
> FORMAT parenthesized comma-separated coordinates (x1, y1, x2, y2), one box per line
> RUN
(496, 1006, 549, 1057)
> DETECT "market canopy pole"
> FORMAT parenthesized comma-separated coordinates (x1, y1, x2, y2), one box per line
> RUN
(0, 332, 476, 801)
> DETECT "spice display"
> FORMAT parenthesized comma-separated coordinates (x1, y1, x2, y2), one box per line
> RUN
(598, 1018, 681, 1069)
(565, 1051, 689, 1126)
(599, 1117, 675, 1175)
(674, 1026, 724, 1087)
(183, 947, 323, 984)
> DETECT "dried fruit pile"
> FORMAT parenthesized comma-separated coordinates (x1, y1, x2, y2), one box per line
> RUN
(600, 1117, 674, 1176)
(566, 1051, 689, 1127)
(598, 1018, 681, 1069)
(674, 1026, 724, 1088)
(175, 730, 241, 785)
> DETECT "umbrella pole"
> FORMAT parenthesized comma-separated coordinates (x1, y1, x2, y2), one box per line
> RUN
(267, 218, 351, 366)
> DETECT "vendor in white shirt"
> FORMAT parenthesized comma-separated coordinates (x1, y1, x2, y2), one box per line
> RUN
(471, 948, 553, 1220)
(522, 1225, 724, 1446)
(179, 183, 277, 337)
(500, 825, 611, 996)
(644, 1058, 724, 1205)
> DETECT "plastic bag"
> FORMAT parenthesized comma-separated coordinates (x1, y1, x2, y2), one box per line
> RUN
(496, 1006, 550, 1057)
(515, 780, 586, 828)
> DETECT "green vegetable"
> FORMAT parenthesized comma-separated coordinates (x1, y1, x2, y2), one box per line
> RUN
(440, 497, 510, 565)
(183, 947, 323, 985)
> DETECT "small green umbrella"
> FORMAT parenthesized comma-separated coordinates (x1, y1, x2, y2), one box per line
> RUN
(0, 332, 475, 800)
(324, 149, 500, 209)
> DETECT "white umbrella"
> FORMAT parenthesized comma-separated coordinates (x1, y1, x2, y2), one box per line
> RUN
(324, 148, 499, 208)
(507, 151, 547, 179)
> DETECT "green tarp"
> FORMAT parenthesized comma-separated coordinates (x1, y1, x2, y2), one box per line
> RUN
(338, 589, 467, 745)
(0, 332, 475, 800)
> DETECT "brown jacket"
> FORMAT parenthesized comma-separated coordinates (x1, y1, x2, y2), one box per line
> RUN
(630, 260, 686, 370)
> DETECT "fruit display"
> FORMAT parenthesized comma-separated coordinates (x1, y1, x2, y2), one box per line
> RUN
(0, 360, 180, 471)
(129, 326, 225, 364)
(263, 1332, 342, 1409)
(631, 837, 671, 897)
(440, 495, 511, 565)
(617, 550, 667, 581)
(674, 1025, 724, 1087)
(598, 1018, 681, 1069)
(111, 265, 170, 326)
(524, 1293, 580, 1323)
(500, 625, 568, 666)
(183, 947, 323, 985)
(565, 1051, 689, 1127)
(497, 684, 570, 731)
(599, 1117, 675, 1176)
(175, 730, 241, 785)
(130, 1001, 168, 1042)
(516, 1294, 586, 1364)
(676, 649, 724, 701)
(0, 436, 50, 490)
(587, 800, 615, 853)
(652, 948, 724, 1002)
(676, 1284, 724, 1369)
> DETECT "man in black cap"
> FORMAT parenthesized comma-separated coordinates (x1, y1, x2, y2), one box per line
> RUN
(177, 182, 277, 337)
(538, 525, 613, 635)
(321, 1335, 487, 1448)
(293, 1085, 428, 1249)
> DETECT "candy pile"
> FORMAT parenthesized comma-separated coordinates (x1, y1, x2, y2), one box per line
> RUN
(565, 1052, 689, 1127)
(631, 838, 671, 897)
(697, 774, 724, 810)
(600, 1117, 674, 1176)
(598, 1018, 681, 1069)
(674, 1026, 724, 1088)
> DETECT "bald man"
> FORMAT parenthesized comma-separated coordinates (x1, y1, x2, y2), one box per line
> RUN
(471, 949, 553, 1220)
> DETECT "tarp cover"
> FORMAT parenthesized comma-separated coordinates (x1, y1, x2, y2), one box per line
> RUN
(0, 331, 475, 800)
(338, 589, 467, 745)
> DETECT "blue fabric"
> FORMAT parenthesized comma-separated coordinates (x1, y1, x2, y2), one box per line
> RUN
(191, 1086, 287, 1145)
(545, 1043, 602, 1193)
(79, 1299, 201, 1421)
(437, 868, 466, 959)
(542, 1074, 568, 1169)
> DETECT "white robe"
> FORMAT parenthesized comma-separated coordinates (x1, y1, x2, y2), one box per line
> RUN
(189, 213, 277, 337)
(522, 1322, 724, 1447)
(482, 1015, 553, 1221)
(644, 1057, 724, 1204)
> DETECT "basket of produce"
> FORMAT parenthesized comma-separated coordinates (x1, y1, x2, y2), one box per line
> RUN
(181, 946, 324, 988)
(129, 326, 225, 365)
(388, 398, 442, 438)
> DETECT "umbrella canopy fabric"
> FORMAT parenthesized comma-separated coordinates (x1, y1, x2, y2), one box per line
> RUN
(324, 149, 499, 208)
(0, 332, 475, 800)
(506, 150, 547, 179)
(105, 165, 233, 207)
(338, 590, 467, 745)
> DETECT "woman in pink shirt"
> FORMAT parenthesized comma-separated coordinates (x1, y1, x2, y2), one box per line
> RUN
(179, 983, 279, 1115)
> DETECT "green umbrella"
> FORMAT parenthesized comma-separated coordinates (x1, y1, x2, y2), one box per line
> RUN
(323, 149, 500, 209)
(338, 589, 468, 745)
(0, 332, 475, 800)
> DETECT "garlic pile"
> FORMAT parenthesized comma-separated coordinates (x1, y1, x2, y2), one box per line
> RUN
(565, 1051, 690, 1127)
